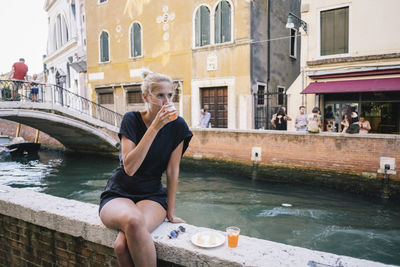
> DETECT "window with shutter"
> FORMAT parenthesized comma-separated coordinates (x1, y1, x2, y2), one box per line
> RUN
(320, 7, 349, 56)
(126, 85, 143, 104)
(98, 92, 113, 104)
(100, 31, 109, 62)
(290, 28, 297, 58)
(215, 1, 231, 44)
(194, 6, 210, 47)
(130, 22, 142, 57)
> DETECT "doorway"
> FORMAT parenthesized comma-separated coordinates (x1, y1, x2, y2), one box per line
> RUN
(200, 87, 227, 128)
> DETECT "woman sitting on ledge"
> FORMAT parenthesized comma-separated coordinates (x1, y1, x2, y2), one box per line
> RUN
(99, 71, 192, 267)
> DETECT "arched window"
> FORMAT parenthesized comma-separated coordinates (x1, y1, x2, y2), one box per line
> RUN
(62, 16, 69, 44)
(56, 15, 62, 48)
(100, 31, 109, 62)
(71, 0, 76, 19)
(56, 14, 69, 47)
(53, 25, 58, 51)
(214, 0, 232, 43)
(130, 22, 142, 57)
(194, 5, 210, 47)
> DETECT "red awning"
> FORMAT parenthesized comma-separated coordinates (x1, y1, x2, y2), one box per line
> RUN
(301, 77, 400, 94)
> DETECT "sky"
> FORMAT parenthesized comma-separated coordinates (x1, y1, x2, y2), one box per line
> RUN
(0, 0, 48, 75)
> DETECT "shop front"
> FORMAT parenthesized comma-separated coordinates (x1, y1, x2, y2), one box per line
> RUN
(302, 77, 400, 134)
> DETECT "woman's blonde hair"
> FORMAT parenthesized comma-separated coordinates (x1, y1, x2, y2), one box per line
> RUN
(141, 70, 173, 96)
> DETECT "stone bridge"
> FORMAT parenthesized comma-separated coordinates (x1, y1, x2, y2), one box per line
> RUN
(0, 101, 120, 153)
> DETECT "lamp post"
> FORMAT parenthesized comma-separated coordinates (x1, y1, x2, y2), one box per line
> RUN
(285, 12, 307, 33)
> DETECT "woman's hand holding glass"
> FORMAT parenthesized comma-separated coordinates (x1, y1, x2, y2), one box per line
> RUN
(151, 103, 178, 131)
(164, 103, 178, 120)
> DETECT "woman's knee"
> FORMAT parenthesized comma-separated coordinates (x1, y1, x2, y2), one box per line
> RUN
(123, 212, 146, 233)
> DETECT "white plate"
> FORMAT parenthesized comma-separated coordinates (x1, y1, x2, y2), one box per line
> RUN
(191, 231, 225, 248)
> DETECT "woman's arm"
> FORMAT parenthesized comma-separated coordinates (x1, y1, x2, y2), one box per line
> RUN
(122, 108, 172, 176)
(365, 121, 371, 131)
(341, 117, 349, 127)
(166, 141, 185, 223)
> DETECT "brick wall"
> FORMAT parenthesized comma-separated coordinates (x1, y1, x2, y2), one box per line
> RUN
(186, 129, 400, 180)
(0, 214, 116, 267)
(0, 119, 63, 149)
(0, 214, 180, 267)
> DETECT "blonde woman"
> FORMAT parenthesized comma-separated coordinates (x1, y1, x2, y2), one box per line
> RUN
(99, 71, 192, 267)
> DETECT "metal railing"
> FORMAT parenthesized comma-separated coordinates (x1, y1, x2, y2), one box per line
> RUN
(0, 79, 122, 128)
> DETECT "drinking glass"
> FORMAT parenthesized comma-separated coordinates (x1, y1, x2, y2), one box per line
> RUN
(226, 226, 240, 248)
(165, 103, 177, 120)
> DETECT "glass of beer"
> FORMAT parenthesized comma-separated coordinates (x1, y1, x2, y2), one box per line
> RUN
(226, 226, 240, 248)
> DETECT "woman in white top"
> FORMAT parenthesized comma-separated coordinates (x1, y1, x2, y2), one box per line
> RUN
(359, 114, 371, 134)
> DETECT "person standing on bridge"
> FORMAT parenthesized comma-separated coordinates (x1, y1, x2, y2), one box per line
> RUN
(30, 74, 40, 102)
(9, 58, 28, 100)
(99, 70, 192, 267)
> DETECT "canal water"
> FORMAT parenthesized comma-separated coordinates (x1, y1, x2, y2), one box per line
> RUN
(0, 150, 399, 266)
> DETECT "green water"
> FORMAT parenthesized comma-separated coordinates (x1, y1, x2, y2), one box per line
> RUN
(0, 150, 399, 266)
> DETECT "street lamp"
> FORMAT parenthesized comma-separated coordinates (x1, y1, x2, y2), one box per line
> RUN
(286, 12, 307, 33)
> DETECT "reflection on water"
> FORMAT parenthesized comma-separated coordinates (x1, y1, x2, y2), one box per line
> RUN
(0, 150, 400, 265)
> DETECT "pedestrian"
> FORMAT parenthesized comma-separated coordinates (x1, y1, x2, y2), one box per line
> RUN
(307, 107, 322, 133)
(30, 74, 40, 102)
(271, 106, 291, 129)
(199, 108, 211, 128)
(9, 58, 28, 100)
(295, 105, 307, 131)
(271, 107, 290, 130)
(99, 71, 193, 267)
(359, 114, 371, 134)
(341, 105, 359, 134)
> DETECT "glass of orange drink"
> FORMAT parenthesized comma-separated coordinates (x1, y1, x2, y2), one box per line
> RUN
(165, 103, 177, 120)
(226, 226, 240, 248)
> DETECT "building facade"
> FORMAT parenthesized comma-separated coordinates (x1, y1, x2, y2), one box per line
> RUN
(286, 0, 400, 134)
(85, 0, 300, 129)
(43, 0, 87, 98)
(86, 0, 300, 129)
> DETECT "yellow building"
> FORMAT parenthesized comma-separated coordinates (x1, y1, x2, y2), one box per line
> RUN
(86, 0, 300, 129)
(287, 0, 400, 133)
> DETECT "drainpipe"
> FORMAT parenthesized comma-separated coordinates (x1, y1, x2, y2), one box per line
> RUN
(250, 0, 254, 128)
(267, 0, 271, 84)
(266, 0, 271, 128)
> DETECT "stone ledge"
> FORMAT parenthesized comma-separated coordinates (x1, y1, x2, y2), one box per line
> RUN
(190, 127, 400, 140)
(0, 185, 394, 267)
(306, 53, 400, 66)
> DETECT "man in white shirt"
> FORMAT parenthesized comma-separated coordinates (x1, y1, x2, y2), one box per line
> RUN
(199, 109, 211, 128)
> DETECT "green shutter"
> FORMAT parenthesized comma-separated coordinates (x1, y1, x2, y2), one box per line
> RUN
(221, 1, 231, 43)
(130, 25, 135, 57)
(201, 6, 210, 46)
(195, 8, 201, 46)
(134, 23, 141, 56)
(215, 3, 221, 43)
(100, 31, 109, 62)
(215, 1, 231, 44)
(321, 7, 348, 56)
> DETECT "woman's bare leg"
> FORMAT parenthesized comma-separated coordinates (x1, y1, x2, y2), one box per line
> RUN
(136, 200, 167, 232)
(113, 231, 134, 267)
(99, 198, 166, 267)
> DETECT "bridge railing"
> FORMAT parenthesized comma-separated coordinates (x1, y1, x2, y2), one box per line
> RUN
(0, 79, 122, 128)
